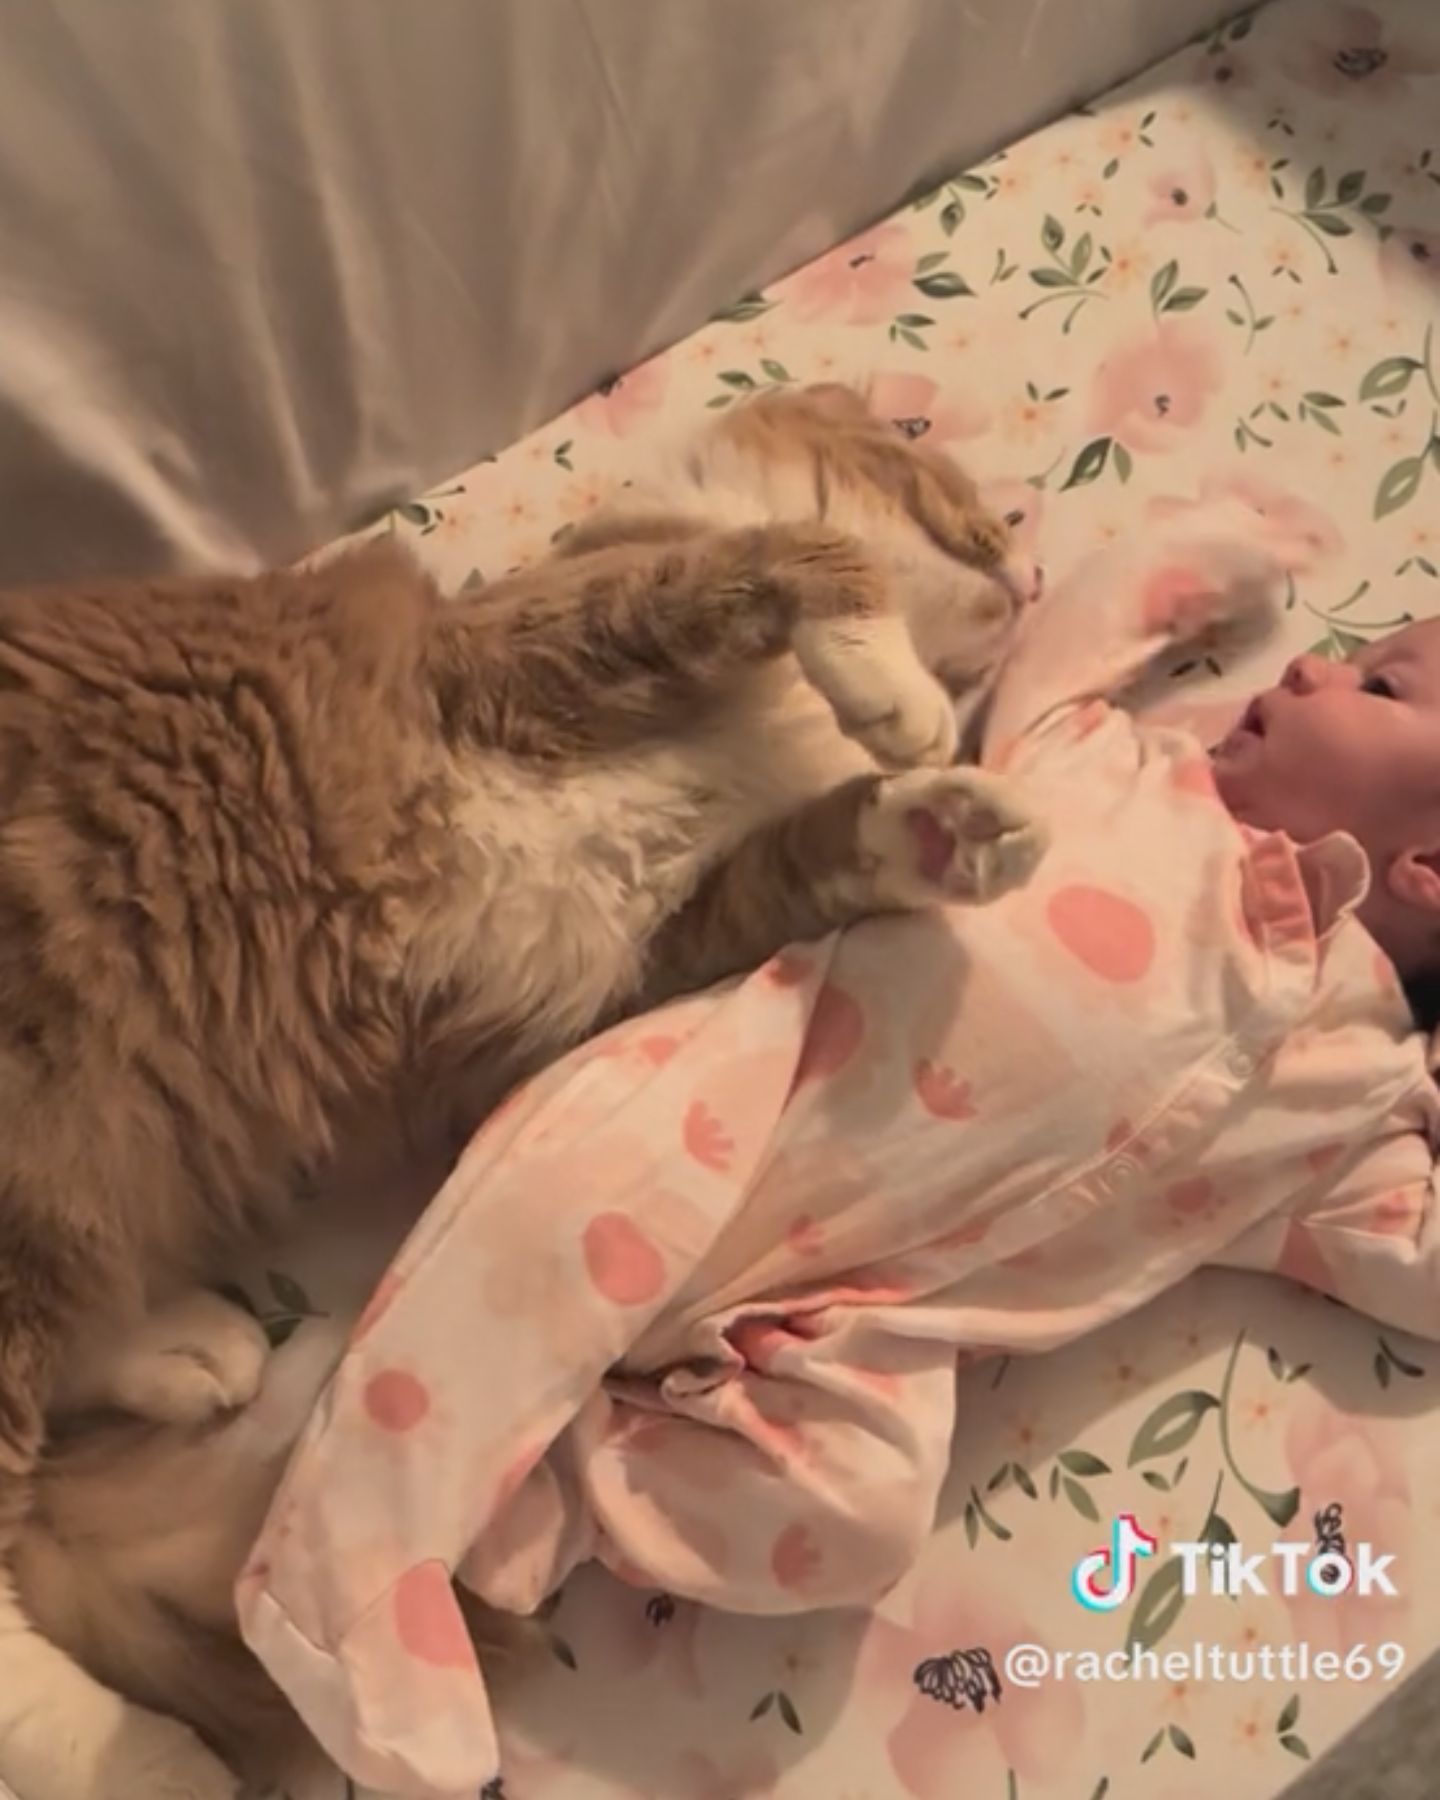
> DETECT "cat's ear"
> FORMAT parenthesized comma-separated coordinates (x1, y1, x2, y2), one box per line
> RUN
(792, 382, 876, 425)
(851, 434, 1006, 569)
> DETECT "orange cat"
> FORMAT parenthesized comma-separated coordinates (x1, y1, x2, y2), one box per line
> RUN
(3, 383, 1046, 1798)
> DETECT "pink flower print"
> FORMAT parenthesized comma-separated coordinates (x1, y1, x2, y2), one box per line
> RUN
(1280, 1390, 1411, 1656)
(1089, 322, 1223, 453)
(573, 352, 670, 436)
(1144, 146, 1218, 225)
(1147, 469, 1344, 572)
(774, 222, 916, 325)
(861, 1574, 1084, 1794)
(1283, 4, 1440, 100)
(865, 370, 990, 447)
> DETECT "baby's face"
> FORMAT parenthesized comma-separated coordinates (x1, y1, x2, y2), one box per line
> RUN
(1211, 618, 1440, 860)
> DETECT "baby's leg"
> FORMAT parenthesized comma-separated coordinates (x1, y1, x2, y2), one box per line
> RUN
(645, 764, 1046, 999)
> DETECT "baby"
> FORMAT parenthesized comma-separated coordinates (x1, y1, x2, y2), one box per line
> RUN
(1211, 618, 1440, 1022)
(31, 502, 1439, 1800)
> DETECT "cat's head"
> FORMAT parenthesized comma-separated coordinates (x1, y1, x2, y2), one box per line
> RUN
(715, 382, 1040, 697)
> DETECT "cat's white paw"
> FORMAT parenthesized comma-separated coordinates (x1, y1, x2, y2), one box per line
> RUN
(97, 1708, 242, 1800)
(858, 766, 1048, 907)
(0, 1679, 240, 1800)
(847, 674, 958, 771)
(106, 1290, 271, 1427)
(793, 617, 958, 771)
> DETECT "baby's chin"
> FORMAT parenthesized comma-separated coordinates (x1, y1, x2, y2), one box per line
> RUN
(1207, 745, 1270, 827)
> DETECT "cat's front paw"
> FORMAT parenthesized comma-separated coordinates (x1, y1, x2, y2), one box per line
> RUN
(842, 673, 958, 770)
(793, 619, 958, 770)
(858, 767, 1048, 907)
(98, 1709, 242, 1800)
(105, 1290, 271, 1426)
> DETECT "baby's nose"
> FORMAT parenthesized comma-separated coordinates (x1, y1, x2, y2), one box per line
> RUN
(1280, 651, 1335, 694)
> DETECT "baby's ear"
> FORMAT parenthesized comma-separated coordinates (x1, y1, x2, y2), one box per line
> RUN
(1385, 845, 1440, 917)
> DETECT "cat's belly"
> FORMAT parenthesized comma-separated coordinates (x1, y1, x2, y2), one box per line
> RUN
(446, 709, 865, 1048)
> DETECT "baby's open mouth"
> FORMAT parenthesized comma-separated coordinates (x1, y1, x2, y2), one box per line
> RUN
(1238, 697, 1266, 738)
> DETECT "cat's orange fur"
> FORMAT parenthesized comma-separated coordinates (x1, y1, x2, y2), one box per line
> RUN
(2, 384, 1047, 1799)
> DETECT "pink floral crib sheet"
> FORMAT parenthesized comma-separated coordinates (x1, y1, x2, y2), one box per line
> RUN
(238, 0, 1440, 1794)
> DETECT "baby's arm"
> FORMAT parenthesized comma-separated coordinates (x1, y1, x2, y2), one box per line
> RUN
(1211, 1114, 1440, 1341)
(981, 499, 1284, 763)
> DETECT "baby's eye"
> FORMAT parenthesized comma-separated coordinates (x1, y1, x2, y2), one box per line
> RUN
(1361, 671, 1398, 698)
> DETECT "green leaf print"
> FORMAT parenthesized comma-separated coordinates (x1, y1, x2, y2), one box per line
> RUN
(1168, 1726, 1197, 1760)
(1282, 1734, 1313, 1760)
(1361, 356, 1422, 401)
(266, 1270, 313, 1316)
(1140, 1728, 1165, 1764)
(1128, 1390, 1219, 1464)
(1126, 1557, 1187, 1655)
(776, 1691, 803, 1734)
(1275, 163, 1393, 272)
(1063, 1477, 1100, 1522)
(1061, 436, 1112, 488)
(711, 291, 773, 324)
(1375, 1334, 1427, 1382)
(1058, 1449, 1110, 1477)
(1375, 455, 1426, 519)
(1041, 214, 1065, 253)
(914, 268, 973, 299)
(970, 1484, 1013, 1541)
(1277, 1694, 1301, 1735)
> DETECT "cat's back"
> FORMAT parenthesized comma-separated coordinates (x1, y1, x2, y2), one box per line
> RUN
(0, 539, 448, 1064)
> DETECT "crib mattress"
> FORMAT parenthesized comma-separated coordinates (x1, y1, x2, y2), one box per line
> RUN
(249, 1, 1440, 1794)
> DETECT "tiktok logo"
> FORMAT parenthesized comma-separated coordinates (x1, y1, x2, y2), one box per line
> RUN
(1071, 1513, 1159, 1612)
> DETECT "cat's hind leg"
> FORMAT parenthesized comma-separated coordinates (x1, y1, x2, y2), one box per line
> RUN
(55, 1290, 271, 1427)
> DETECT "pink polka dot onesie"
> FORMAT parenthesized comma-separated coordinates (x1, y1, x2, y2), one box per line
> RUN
(238, 505, 1440, 1797)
